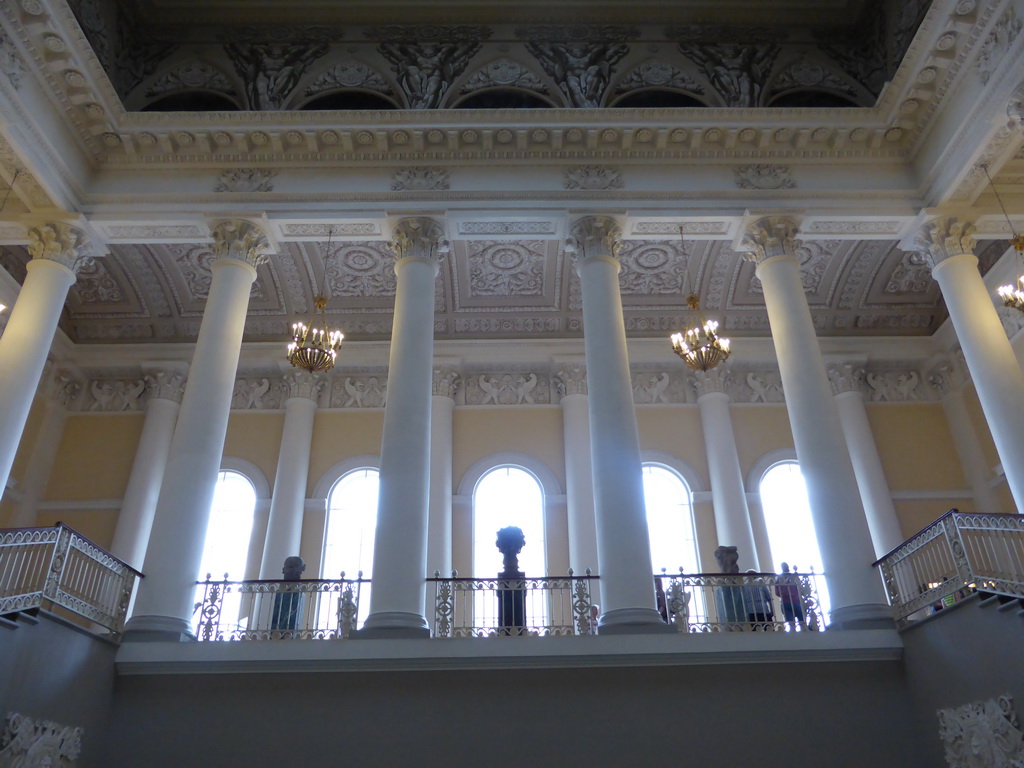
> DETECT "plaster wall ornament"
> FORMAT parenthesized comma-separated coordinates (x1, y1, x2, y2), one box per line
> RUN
(378, 41, 481, 109)
(214, 169, 276, 193)
(737, 216, 801, 264)
(391, 167, 450, 191)
(432, 366, 461, 398)
(460, 58, 547, 94)
(453, 317, 560, 334)
(0, 31, 25, 89)
(678, 43, 779, 106)
(744, 371, 785, 403)
(224, 37, 330, 109)
(465, 372, 549, 405)
(387, 217, 449, 264)
(632, 371, 673, 404)
(0, 711, 83, 767)
(977, 9, 1022, 86)
(86, 378, 146, 412)
(927, 359, 964, 397)
(734, 164, 796, 190)
(41, 368, 83, 409)
(825, 363, 864, 396)
(865, 370, 920, 402)
(525, 41, 628, 107)
(304, 61, 393, 96)
(632, 221, 730, 236)
(210, 219, 272, 268)
(330, 375, 388, 408)
(616, 240, 687, 295)
(613, 60, 702, 95)
(998, 305, 1024, 340)
(564, 165, 624, 190)
(144, 370, 187, 403)
(70, 257, 122, 303)
(145, 61, 236, 98)
(367, 24, 491, 42)
(104, 225, 206, 241)
(467, 241, 545, 297)
(232, 377, 278, 410)
(913, 217, 977, 268)
(567, 216, 623, 263)
(1009, 82, 1024, 128)
(282, 371, 323, 401)
(691, 367, 731, 398)
(457, 220, 556, 236)
(554, 364, 588, 397)
(767, 56, 859, 98)
(886, 251, 933, 294)
(281, 223, 381, 238)
(26, 223, 97, 273)
(937, 694, 1024, 768)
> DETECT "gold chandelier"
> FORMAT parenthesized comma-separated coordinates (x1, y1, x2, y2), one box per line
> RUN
(670, 294, 731, 372)
(982, 164, 1024, 313)
(286, 230, 343, 373)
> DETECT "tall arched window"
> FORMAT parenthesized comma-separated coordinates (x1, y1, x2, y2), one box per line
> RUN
(643, 463, 700, 574)
(759, 461, 831, 621)
(472, 466, 546, 578)
(323, 468, 380, 627)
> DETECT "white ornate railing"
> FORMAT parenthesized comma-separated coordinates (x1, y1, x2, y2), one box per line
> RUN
(193, 574, 366, 640)
(875, 510, 1024, 626)
(0, 524, 140, 637)
(658, 571, 825, 633)
(430, 570, 597, 637)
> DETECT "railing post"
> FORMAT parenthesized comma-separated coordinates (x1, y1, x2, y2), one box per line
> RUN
(942, 513, 972, 587)
(41, 525, 71, 604)
(434, 569, 453, 638)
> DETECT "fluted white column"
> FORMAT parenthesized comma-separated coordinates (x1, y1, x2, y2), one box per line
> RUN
(110, 368, 187, 570)
(259, 372, 323, 578)
(570, 216, 665, 633)
(693, 367, 759, 570)
(125, 220, 270, 640)
(360, 218, 447, 638)
(426, 366, 458, 583)
(927, 358, 1000, 514)
(826, 363, 903, 557)
(0, 223, 93, 501)
(737, 216, 890, 629)
(914, 216, 1024, 513)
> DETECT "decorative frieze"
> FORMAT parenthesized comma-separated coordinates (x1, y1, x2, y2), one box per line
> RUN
(554, 364, 587, 398)
(214, 169, 276, 193)
(564, 166, 623, 191)
(976, 8, 1021, 86)
(232, 377, 277, 410)
(85, 379, 146, 411)
(432, 366, 460, 398)
(864, 370, 921, 402)
(144, 369, 187, 403)
(461, 58, 546, 94)
(331, 375, 388, 408)
(733, 164, 795, 190)
(391, 167, 450, 192)
(305, 61, 393, 97)
(631, 371, 683, 404)
(378, 41, 481, 109)
(464, 372, 551, 405)
(0, 712, 83, 767)
(525, 41, 628, 108)
(145, 61, 236, 99)
(938, 694, 1024, 768)
(742, 371, 785, 403)
(826, 363, 864, 396)
(467, 241, 545, 297)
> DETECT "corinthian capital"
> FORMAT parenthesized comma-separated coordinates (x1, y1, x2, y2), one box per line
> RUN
(283, 371, 324, 401)
(210, 219, 271, 267)
(567, 216, 623, 263)
(912, 216, 977, 268)
(554, 363, 588, 397)
(826, 363, 864, 396)
(432, 366, 460, 398)
(736, 216, 801, 264)
(388, 217, 449, 264)
(144, 369, 188, 403)
(692, 367, 731, 398)
(26, 221, 98, 272)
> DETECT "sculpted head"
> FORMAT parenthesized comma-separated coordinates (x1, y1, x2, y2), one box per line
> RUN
(714, 545, 740, 573)
(282, 556, 306, 580)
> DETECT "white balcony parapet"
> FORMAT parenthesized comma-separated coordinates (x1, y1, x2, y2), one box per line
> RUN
(874, 510, 1024, 627)
(0, 524, 140, 637)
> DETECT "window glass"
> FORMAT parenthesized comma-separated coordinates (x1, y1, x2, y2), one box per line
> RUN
(643, 464, 699, 574)
(323, 468, 380, 628)
(473, 466, 546, 578)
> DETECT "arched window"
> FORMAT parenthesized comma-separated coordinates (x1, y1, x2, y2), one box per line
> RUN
(472, 466, 546, 578)
(759, 461, 831, 621)
(611, 90, 708, 108)
(453, 89, 555, 109)
(643, 463, 699, 574)
(322, 468, 380, 627)
(299, 91, 399, 110)
(142, 91, 241, 111)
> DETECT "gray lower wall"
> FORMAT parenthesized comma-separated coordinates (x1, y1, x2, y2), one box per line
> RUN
(102, 659, 929, 768)
(0, 611, 118, 768)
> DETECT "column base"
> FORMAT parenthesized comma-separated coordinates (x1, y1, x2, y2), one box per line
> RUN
(598, 607, 675, 635)
(827, 603, 895, 631)
(352, 611, 431, 639)
(123, 614, 196, 642)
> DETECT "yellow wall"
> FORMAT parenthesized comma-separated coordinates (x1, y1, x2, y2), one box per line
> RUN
(453, 407, 566, 490)
(223, 412, 285, 489)
(46, 413, 144, 501)
(867, 403, 964, 492)
(308, 410, 385, 493)
(730, 405, 795, 480)
(9, 396, 46, 488)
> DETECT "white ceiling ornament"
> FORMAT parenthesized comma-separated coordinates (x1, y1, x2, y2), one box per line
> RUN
(617, 241, 687, 295)
(976, 8, 1022, 86)
(304, 60, 393, 96)
(145, 60, 236, 98)
(734, 164, 796, 190)
(325, 243, 397, 298)
(214, 169, 277, 193)
(71, 256, 123, 304)
(614, 59, 702, 95)
(392, 167, 450, 191)
(885, 251, 932, 294)
(0, 31, 25, 89)
(467, 241, 545, 297)
(460, 58, 548, 94)
(938, 694, 1024, 768)
(564, 165, 623, 190)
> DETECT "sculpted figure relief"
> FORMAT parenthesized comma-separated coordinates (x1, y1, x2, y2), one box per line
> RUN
(679, 43, 778, 107)
(526, 41, 628, 108)
(378, 42, 481, 109)
(224, 40, 329, 109)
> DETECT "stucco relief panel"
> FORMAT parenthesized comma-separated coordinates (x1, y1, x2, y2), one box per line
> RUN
(453, 240, 561, 311)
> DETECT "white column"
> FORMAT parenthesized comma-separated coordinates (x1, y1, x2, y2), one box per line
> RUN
(259, 372, 323, 579)
(125, 220, 269, 640)
(426, 366, 458, 580)
(914, 216, 1024, 513)
(693, 367, 759, 570)
(569, 216, 666, 633)
(737, 216, 890, 629)
(0, 223, 91, 501)
(555, 363, 600, 589)
(826, 363, 904, 557)
(927, 358, 1000, 514)
(109, 368, 187, 570)
(360, 218, 446, 638)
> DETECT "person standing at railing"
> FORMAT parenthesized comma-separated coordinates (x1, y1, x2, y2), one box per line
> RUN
(774, 562, 804, 630)
(271, 556, 306, 632)
(743, 570, 775, 630)
(714, 546, 745, 630)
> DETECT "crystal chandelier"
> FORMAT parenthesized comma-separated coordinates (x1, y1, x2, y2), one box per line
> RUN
(982, 164, 1024, 313)
(670, 294, 731, 372)
(287, 230, 343, 373)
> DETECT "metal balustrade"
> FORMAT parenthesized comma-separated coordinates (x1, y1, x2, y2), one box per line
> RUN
(429, 570, 597, 637)
(875, 510, 1024, 626)
(193, 574, 366, 640)
(658, 571, 825, 633)
(0, 524, 140, 637)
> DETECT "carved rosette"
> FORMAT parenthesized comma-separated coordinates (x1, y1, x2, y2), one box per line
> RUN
(144, 370, 187, 403)
(26, 222, 96, 272)
(283, 371, 324, 401)
(737, 216, 801, 264)
(432, 366, 461, 398)
(387, 217, 449, 265)
(692, 367, 731, 398)
(913, 217, 977, 268)
(554, 364, 588, 397)
(567, 216, 623, 265)
(826, 363, 864, 396)
(210, 220, 271, 268)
